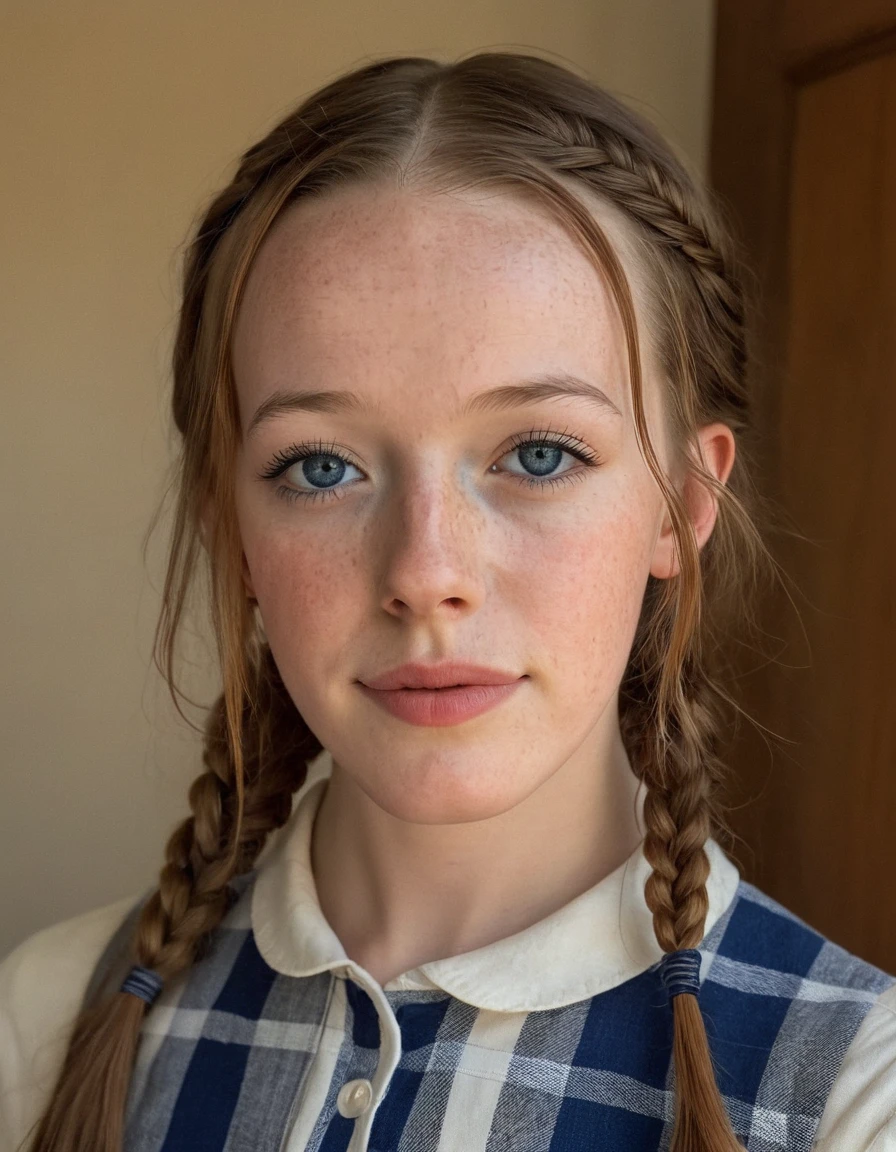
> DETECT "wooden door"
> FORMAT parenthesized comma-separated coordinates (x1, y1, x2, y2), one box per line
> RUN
(711, 2, 896, 971)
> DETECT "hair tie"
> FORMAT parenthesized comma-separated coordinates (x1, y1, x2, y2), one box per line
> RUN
(658, 948, 702, 999)
(120, 965, 164, 1006)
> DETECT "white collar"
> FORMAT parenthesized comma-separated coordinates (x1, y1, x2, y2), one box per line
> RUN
(251, 747, 740, 1012)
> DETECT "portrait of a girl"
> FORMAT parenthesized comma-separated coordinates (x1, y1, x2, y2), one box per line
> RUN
(3, 51, 895, 1152)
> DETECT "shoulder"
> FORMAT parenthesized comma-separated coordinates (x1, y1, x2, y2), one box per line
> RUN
(814, 981, 896, 1149)
(707, 881, 896, 1151)
(0, 894, 141, 1028)
(708, 880, 894, 999)
(0, 895, 140, 1152)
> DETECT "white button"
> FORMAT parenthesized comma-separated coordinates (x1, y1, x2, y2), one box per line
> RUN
(336, 1078, 373, 1118)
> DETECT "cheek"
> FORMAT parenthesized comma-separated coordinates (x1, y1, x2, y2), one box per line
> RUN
(509, 495, 656, 691)
(234, 478, 368, 694)
(241, 524, 372, 742)
(245, 529, 363, 653)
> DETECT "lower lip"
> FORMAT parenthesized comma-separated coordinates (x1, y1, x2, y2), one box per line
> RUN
(358, 679, 525, 726)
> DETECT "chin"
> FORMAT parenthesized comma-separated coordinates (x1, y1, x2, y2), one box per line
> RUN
(359, 760, 546, 826)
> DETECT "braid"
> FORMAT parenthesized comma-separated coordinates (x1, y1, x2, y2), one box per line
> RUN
(586, 97, 756, 1150)
(541, 113, 749, 399)
(134, 642, 318, 976)
(26, 643, 319, 1152)
(638, 667, 724, 953)
(622, 597, 745, 1152)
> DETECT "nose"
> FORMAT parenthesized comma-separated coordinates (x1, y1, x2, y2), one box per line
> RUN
(375, 464, 487, 620)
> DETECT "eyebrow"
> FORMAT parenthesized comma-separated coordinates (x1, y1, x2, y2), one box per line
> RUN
(246, 372, 623, 438)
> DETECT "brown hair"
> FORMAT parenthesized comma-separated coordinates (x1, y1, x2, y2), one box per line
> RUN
(26, 50, 777, 1152)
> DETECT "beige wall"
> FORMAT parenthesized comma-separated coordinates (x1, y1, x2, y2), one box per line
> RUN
(0, 0, 715, 959)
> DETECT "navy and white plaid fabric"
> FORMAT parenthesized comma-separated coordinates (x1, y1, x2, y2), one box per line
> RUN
(104, 871, 894, 1152)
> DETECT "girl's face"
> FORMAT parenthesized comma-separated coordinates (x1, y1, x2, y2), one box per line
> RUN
(231, 184, 679, 825)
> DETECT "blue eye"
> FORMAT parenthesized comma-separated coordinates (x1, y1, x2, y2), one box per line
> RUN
(258, 439, 362, 506)
(258, 430, 601, 506)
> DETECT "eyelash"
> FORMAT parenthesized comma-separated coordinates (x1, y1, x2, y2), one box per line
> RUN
(257, 427, 602, 506)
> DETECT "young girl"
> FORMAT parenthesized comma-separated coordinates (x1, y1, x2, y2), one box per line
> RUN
(2, 51, 895, 1152)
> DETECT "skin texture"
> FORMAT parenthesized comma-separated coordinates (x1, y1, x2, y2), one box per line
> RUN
(229, 184, 735, 984)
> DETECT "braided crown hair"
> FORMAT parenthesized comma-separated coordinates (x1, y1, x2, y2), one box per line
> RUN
(27, 52, 775, 1152)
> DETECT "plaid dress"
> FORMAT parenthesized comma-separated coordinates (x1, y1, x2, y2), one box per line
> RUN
(84, 857, 894, 1152)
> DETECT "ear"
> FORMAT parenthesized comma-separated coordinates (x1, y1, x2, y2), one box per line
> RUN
(199, 498, 257, 600)
(649, 422, 737, 580)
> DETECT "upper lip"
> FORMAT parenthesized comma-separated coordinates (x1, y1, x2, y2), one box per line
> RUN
(360, 662, 524, 690)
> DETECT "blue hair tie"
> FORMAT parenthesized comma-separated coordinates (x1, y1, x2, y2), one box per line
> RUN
(120, 964, 164, 1006)
(658, 948, 702, 999)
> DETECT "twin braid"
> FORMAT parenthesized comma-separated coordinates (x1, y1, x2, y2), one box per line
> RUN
(552, 115, 744, 956)
(156, 122, 332, 990)
(643, 670, 727, 953)
(550, 115, 749, 393)
(166, 68, 741, 994)
(132, 642, 320, 984)
(170, 90, 743, 980)
(619, 632, 730, 953)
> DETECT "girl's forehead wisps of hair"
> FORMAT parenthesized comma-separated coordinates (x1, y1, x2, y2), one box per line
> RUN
(231, 172, 670, 450)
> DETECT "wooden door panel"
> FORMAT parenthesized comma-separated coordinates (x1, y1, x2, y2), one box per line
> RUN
(712, 2, 896, 970)
(779, 54, 896, 953)
(782, 0, 896, 67)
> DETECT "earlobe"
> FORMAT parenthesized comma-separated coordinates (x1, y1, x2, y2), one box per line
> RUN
(650, 513, 679, 580)
(649, 422, 736, 581)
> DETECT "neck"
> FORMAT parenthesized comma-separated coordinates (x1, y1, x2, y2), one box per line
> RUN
(311, 718, 644, 986)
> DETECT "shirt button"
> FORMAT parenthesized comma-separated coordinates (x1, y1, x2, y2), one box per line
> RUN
(336, 1078, 373, 1118)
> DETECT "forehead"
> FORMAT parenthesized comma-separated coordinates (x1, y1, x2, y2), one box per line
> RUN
(231, 183, 651, 422)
